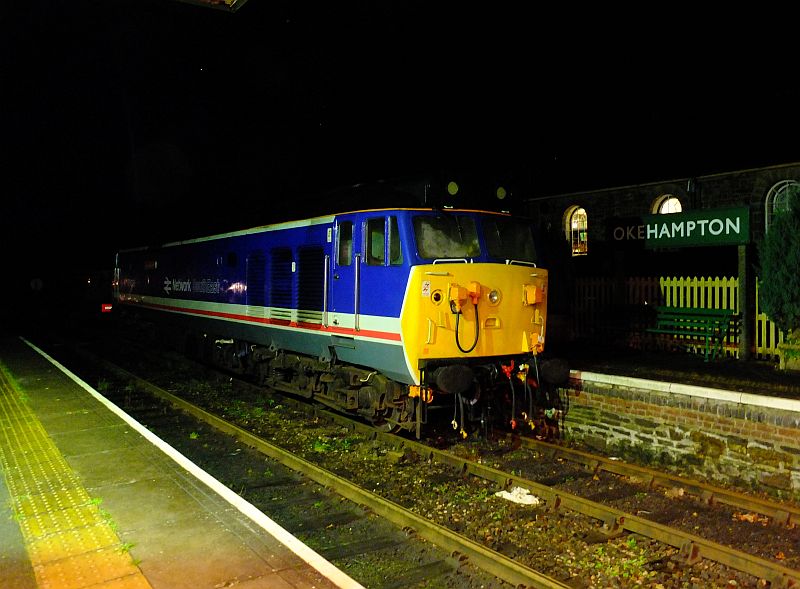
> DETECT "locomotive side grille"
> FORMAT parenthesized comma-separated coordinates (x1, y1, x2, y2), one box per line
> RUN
(270, 247, 293, 309)
(271, 308, 292, 321)
(246, 250, 266, 307)
(297, 310, 323, 323)
(297, 246, 324, 323)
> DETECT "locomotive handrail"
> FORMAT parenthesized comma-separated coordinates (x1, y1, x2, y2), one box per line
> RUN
(432, 258, 468, 264)
(323, 254, 329, 328)
(507, 259, 537, 267)
(354, 253, 361, 331)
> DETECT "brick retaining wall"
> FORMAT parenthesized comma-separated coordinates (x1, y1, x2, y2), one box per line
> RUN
(563, 371, 800, 500)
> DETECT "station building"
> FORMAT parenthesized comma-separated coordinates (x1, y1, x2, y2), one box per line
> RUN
(523, 161, 800, 362)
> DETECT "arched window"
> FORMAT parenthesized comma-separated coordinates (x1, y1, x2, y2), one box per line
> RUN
(765, 179, 799, 233)
(652, 194, 682, 214)
(563, 205, 588, 256)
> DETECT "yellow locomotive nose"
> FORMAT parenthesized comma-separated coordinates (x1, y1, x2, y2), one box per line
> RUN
(401, 263, 549, 378)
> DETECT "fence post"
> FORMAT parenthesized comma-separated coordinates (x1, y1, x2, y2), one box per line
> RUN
(739, 244, 752, 361)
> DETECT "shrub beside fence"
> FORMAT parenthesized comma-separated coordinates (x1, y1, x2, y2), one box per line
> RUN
(573, 276, 784, 360)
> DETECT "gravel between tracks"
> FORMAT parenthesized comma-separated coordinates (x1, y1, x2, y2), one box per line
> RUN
(56, 333, 800, 589)
(161, 368, 787, 588)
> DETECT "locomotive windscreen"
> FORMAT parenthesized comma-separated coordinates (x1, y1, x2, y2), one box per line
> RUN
(413, 215, 480, 259)
(482, 216, 538, 262)
(413, 213, 537, 262)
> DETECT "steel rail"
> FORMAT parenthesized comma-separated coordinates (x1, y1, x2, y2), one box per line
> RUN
(373, 434, 800, 588)
(517, 436, 800, 527)
(80, 344, 800, 588)
(91, 356, 570, 589)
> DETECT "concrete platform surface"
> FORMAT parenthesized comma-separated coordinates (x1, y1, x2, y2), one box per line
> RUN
(0, 336, 364, 589)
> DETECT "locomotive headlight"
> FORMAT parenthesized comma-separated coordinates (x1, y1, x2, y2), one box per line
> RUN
(488, 289, 501, 305)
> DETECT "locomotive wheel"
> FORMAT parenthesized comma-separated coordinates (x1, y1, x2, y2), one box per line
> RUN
(369, 407, 402, 433)
(373, 397, 416, 434)
(376, 419, 402, 434)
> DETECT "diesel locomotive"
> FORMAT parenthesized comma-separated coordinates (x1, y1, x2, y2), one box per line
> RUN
(113, 204, 565, 438)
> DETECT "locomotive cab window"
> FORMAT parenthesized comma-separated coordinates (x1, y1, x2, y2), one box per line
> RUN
(413, 215, 480, 259)
(364, 216, 403, 266)
(336, 221, 353, 266)
(389, 216, 403, 266)
(484, 217, 537, 263)
(366, 218, 385, 265)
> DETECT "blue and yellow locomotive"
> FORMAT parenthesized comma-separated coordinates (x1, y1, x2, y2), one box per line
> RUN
(114, 205, 561, 437)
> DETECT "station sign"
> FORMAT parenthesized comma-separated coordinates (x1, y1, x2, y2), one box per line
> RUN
(608, 216, 646, 245)
(643, 207, 750, 248)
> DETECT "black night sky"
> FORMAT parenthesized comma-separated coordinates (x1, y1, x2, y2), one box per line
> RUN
(3, 1, 800, 320)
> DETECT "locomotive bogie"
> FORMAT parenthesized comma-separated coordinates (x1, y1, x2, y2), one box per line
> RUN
(188, 329, 413, 428)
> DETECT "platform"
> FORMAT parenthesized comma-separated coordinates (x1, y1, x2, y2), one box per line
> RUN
(0, 335, 364, 589)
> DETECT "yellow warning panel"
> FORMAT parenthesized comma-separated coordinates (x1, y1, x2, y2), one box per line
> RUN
(35, 546, 144, 589)
(28, 523, 121, 563)
(14, 486, 92, 521)
(20, 503, 107, 540)
(0, 365, 153, 589)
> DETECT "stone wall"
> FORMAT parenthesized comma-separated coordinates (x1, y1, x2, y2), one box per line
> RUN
(562, 372, 800, 500)
(525, 161, 800, 249)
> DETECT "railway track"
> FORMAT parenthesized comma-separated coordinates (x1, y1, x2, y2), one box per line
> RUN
(37, 333, 800, 588)
(40, 338, 567, 589)
(513, 437, 800, 527)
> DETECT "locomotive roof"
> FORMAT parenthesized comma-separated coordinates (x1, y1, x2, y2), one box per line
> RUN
(120, 207, 515, 252)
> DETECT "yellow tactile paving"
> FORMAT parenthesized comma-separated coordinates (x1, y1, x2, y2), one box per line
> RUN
(15, 486, 93, 520)
(0, 364, 153, 589)
(0, 444, 86, 504)
(34, 545, 144, 589)
(20, 504, 108, 540)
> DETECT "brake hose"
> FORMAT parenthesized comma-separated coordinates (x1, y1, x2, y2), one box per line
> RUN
(455, 303, 479, 353)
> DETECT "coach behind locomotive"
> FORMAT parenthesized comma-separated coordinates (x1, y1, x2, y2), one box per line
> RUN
(114, 206, 560, 437)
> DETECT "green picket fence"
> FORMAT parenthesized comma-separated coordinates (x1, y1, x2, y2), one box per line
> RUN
(573, 276, 784, 360)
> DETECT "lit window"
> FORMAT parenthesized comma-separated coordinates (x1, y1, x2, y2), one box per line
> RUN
(653, 194, 682, 214)
(765, 179, 799, 233)
(564, 205, 588, 256)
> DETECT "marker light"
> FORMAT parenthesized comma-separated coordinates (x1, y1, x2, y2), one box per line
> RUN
(488, 289, 500, 304)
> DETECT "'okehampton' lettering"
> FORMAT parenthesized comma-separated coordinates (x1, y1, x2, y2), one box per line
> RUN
(643, 207, 750, 248)
(646, 217, 740, 240)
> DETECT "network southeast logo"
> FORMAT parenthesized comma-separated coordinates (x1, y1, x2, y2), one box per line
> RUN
(163, 277, 220, 295)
